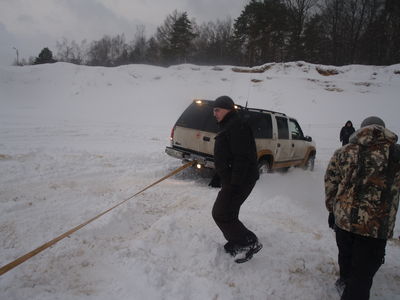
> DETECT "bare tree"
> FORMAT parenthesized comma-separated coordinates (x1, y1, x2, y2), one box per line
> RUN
(130, 25, 147, 63)
(56, 38, 87, 64)
(192, 18, 235, 64)
(343, 0, 371, 63)
(321, 0, 347, 64)
(87, 34, 128, 66)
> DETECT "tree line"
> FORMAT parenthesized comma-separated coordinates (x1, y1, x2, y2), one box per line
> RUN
(23, 0, 400, 67)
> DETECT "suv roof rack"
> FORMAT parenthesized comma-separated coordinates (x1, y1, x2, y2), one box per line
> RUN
(236, 105, 287, 117)
(193, 99, 287, 117)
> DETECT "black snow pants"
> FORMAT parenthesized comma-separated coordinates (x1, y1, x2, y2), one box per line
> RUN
(335, 228, 386, 300)
(212, 181, 258, 246)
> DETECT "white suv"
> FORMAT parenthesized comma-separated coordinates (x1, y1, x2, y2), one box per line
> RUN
(166, 100, 316, 172)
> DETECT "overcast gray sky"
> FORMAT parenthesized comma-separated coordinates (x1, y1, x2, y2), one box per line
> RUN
(0, 0, 249, 66)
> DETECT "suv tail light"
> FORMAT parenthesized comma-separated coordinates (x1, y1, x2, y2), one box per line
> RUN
(170, 126, 175, 141)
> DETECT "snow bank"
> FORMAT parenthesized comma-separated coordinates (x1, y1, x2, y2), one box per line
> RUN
(1, 62, 399, 299)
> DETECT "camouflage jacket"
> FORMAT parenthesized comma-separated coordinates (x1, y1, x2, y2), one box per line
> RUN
(325, 124, 400, 239)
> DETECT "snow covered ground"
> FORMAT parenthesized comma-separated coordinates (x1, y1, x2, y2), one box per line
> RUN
(0, 62, 400, 299)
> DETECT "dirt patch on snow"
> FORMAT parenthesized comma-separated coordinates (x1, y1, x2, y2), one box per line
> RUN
(232, 64, 274, 73)
(316, 67, 339, 76)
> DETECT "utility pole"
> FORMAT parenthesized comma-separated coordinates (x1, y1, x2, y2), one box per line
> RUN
(12, 47, 19, 65)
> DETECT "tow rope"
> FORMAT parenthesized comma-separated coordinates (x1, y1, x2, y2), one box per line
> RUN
(0, 161, 195, 276)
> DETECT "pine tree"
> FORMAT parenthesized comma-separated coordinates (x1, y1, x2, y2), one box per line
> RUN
(145, 37, 161, 65)
(156, 11, 196, 65)
(34, 47, 56, 64)
(169, 12, 196, 64)
(234, 0, 289, 66)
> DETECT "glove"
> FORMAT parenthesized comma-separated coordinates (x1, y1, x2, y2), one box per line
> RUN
(328, 213, 335, 230)
(208, 173, 221, 188)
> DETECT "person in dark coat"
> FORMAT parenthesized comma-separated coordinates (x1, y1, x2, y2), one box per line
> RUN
(211, 95, 262, 262)
(340, 120, 355, 146)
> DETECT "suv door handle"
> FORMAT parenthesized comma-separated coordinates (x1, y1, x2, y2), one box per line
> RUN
(203, 136, 210, 142)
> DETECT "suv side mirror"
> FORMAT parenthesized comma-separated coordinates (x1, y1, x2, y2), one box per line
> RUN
(304, 136, 312, 142)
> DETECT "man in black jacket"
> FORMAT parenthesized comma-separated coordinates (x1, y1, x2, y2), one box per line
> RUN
(211, 95, 262, 263)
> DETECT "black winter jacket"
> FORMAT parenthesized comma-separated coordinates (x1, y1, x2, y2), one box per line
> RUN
(213, 111, 259, 186)
(340, 122, 355, 145)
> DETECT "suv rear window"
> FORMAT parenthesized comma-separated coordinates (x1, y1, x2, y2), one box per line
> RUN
(175, 102, 219, 133)
(176, 101, 273, 138)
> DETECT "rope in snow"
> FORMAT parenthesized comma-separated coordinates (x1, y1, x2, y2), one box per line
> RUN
(0, 160, 196, 276)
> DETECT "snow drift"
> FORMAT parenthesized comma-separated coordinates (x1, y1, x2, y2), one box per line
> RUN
(0, 62, 399, 299)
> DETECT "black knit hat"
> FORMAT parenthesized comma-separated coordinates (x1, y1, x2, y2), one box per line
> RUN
(212, 96, 235, 109)
(361, 116, 385, 128)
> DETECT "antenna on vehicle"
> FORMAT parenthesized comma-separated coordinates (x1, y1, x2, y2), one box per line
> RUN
(246, 65, 253, 109)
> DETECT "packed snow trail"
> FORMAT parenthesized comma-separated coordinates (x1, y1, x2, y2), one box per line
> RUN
(0, 161, 195, 276)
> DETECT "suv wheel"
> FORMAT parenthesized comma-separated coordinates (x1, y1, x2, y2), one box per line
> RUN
(258, 159, 272, 174)
(303, 155, 315, 171)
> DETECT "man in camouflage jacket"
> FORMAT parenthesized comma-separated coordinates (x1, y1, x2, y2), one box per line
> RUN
(325, 116, 400, 300)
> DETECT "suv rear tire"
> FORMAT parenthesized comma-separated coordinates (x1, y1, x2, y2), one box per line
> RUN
(258, 158, 272, 174)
